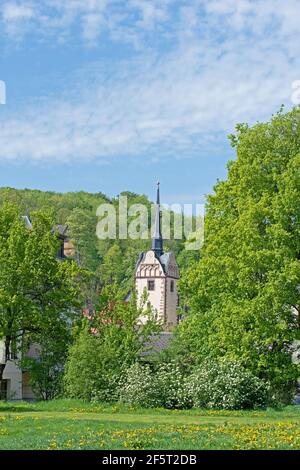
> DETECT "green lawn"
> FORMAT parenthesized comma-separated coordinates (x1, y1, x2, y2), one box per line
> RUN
(0, 399, 299, 450)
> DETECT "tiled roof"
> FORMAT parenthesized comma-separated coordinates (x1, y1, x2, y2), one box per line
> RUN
(141, 332, 173, 357)
(52, 224, 68, 237)
(124, 290, 132, 302)
(21, 215, 32, 229)
(159, 252, 173, 275)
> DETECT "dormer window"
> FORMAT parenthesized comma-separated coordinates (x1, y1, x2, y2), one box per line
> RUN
(148, 280, 155, 291)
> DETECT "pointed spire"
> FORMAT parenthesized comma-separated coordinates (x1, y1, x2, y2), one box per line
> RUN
(156, 180, 160, 204)
(152, 181, 163, 257)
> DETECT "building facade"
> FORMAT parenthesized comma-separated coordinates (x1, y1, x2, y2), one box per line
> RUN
(135, 183, 180, 330)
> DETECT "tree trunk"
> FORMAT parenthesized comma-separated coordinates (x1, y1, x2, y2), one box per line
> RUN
(0, 336, 11, 399)
(5, 337, 11, 362)
(0, 363, 6, 399)
(0, 363, 5, 382)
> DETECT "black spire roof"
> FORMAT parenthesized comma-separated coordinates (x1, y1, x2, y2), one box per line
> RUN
(151, 181, 163, 257)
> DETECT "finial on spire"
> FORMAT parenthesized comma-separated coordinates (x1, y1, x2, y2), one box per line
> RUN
(152, 181, 163, 257)
(156, 180, 160, 205)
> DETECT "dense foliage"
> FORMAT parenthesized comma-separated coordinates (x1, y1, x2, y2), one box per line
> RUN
(0, 203, 83, 384)
(1, 107, 300, 408)
(0, 188, 198, 292)
(119, 359, 268, 410)
(20, 326, 72, 400)
(64, 286, 161, 401)
(184, 360, 269, 410)
(119, 362, 187, 409)
(176, 107, 300, 400)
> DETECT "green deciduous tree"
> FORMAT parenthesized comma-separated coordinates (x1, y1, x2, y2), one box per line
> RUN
(176, 108, 300, 401)
(98, 243, 124, 285)
(64, 286, 161, 401)
(0, 203, 84, 386)
(20, 324, 71, 400)
(66, 208, 100, 272)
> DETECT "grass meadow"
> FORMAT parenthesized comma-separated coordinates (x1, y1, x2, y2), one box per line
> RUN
(0, 400, 299, 450)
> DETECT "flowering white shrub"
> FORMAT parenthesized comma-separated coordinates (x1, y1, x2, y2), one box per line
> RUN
(118, 362, 160, 407)
(184, 360, 269, 410)
(153, 362, 189, 409)
(118, 362, 188, 408)
(118, 359, 268, 410)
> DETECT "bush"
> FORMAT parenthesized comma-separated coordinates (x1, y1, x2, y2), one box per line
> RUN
(184, 359, 269, 410)
(119, 360, 268, 410)
(118, 362, 159, 408)
(64, 327, 115, 401)
(119, 362, 189, 409)
(90, 374, 122, 404)
(154, 362, 189, 409)
(21, 356, 64, 401)
(64, 286, 161, 402)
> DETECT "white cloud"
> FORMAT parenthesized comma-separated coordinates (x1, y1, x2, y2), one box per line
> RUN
(0, 0, 300, 163)
(1, 1, 300, 45)
(129, 0, 170, 29)
(0, 0, 173, 44)
(2, 3, 34, 21)
(1, 2, 36, 38)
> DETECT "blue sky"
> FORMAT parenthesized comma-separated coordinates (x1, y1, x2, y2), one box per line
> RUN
(0, 0, 299, 205)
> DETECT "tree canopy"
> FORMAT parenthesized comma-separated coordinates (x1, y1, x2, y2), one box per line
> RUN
(176, 107, 300, 399)
(64, 286, 161, 401)
(0, 203, 84, 382)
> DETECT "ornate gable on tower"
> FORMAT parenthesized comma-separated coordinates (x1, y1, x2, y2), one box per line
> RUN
(136, 250, 165, 279)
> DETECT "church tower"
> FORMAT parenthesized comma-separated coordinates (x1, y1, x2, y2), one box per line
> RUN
(135, 183, 180, 330)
